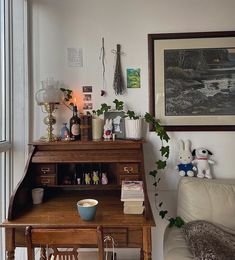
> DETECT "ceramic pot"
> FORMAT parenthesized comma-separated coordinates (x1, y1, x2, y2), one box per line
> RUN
(125, 118, 143, 140)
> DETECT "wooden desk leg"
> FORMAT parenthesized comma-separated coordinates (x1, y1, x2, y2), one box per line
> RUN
(143, 227, 152, 260)
(5, 228, 15, 260)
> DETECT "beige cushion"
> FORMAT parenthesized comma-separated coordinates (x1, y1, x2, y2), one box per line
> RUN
(177, 177, 235, 230)
(163, 226, 193, 260)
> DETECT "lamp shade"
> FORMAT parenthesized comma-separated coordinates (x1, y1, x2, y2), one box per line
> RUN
(35, 80, 65, 105)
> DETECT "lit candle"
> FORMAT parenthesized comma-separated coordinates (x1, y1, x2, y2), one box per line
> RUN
(74, 97, 77, 106)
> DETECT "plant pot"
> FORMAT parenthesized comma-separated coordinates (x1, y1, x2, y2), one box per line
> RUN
(92, 117, 104, 140)
(125, 118, 143, 140)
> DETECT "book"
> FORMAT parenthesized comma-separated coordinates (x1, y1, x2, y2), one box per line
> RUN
(122, 181, 143, 192)
(124, 205, 145, 214)
(121, 180, 144, 201)
(124, 201, 143, 207)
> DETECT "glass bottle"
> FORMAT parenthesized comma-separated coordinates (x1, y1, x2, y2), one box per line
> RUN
(60, 123, 70, 140)
(70, 106, 81, 140)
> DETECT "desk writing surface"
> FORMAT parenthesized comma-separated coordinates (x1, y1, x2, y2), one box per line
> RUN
(2, 190, 155, 228)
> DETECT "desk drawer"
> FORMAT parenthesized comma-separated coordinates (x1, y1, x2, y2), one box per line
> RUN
(36, 174, 57, 186)
(104, 227, 142, 247)
(35, 164, 56, 175)
(117, 163, 139, 175)
(104, 228, 128, 246)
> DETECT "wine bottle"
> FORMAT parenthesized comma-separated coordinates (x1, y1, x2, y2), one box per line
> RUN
(70, 106, 81, 140)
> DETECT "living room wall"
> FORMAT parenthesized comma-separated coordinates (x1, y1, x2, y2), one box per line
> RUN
(31, 0, 235, 259)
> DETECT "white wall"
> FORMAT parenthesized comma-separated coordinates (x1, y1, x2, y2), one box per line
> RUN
(31, 1, 235, 259)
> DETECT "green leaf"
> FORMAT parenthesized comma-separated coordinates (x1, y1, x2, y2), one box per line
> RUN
(113, 99, 124, 111)
(168, 217, 185, 228)
(159, 210, 168, 219)
(126, 110, 140, 120)
(160, 146, 170, 158)
(153, 182, 157, 187)
(156, 160, 167, 169)
(149, 170, 158, 177)
(174, 217, 185, 228)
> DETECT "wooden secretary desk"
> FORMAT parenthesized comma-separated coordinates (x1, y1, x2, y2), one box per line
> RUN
(1, 140, 155, 260)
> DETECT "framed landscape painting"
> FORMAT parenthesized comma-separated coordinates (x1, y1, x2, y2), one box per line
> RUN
(148, 31, 235, 131)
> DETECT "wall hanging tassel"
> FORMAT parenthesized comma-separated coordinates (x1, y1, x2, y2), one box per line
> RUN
(99, 37, 106, 96)
(112, 44, 125, 95)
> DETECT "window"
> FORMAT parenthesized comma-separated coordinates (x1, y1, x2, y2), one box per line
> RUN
(0, 0, 12, 259)
(1, 0, 29, 258)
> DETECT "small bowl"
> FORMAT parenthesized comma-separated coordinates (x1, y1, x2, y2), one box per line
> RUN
(77, 199, 98, 221)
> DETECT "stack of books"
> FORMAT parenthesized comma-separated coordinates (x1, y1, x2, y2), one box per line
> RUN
(121, 181, 145, 214)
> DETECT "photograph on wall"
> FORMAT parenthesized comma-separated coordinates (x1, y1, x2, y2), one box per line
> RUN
(104, 111, 125, 139)
(82, 86, 92, 93)
(127, 68, 141, 88)
(83, 103, 93, 110)
(83, 94, 92, 101)
(164, 48, 235, 116)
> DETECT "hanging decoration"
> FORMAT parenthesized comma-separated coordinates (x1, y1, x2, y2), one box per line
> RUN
(99, 37, 106, 96)
(112, 44, 125, 95)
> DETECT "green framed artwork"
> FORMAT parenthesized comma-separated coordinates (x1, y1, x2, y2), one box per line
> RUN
(127, 68, 141, 88)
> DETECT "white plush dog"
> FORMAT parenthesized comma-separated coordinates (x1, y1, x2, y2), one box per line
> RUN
(192, 148, 215, 179)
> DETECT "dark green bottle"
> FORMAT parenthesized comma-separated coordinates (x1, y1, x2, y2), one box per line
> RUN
(70, 106, 81, 140)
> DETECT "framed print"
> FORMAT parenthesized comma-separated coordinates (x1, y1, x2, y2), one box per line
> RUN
(104, 111, 125, 139)
(148, 31, 235, 131)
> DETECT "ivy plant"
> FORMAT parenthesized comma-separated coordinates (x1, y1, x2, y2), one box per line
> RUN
(60, 87, 74, 110)
(144, 112, 184, 228)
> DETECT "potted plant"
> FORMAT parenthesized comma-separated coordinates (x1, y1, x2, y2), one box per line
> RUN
(124, 110, 143, 140)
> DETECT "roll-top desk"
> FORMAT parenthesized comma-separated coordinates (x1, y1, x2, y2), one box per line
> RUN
(1, 140, 155, 260)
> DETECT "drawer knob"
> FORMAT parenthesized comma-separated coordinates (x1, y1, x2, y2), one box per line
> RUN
(123, 166, 133, 173)
(41, 167, 50, 174)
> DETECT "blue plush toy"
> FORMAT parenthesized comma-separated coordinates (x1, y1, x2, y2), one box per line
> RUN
(176, 139, 196, 177)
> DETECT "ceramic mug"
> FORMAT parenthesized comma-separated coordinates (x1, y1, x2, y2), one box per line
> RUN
(77, 199, 98, 221)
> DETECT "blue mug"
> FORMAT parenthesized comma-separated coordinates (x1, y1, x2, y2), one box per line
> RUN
(77, 199, 98, 221)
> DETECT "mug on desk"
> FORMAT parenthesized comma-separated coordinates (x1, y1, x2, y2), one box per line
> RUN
(77, 199, 98, 221)
(32, 188, 44, 204)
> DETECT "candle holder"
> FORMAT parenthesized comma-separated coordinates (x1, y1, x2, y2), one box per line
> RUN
(35, 79, 64, 142)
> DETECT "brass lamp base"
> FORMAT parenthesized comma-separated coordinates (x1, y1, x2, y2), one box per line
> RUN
(40, 102, 59, 142)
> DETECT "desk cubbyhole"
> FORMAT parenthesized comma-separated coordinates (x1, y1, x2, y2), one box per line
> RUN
(57, 163, 118, 188)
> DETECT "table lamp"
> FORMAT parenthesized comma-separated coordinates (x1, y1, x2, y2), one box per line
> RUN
(35, 79, 64, 142)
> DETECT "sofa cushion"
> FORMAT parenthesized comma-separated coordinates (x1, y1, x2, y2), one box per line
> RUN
(163, 226, 193, 260)
(177, 178, 235, 230)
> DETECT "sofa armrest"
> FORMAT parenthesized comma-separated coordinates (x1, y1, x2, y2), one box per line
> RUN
(163, 225, 193, 260)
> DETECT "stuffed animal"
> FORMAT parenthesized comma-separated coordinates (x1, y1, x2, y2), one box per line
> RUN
(176, 139, 196, 177)
(103, 119, 113, 140)
(192, 148, 215, 179)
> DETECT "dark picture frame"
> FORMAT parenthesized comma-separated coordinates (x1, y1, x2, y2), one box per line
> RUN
(148, 31, 235, 131)
(104, 111, 125, 139)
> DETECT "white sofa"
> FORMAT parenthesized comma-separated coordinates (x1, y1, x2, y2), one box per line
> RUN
(163, 177, 235, 260)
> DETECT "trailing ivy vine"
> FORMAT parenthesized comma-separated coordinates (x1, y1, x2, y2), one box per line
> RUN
(144, 113, 184, 228)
